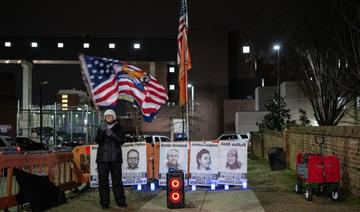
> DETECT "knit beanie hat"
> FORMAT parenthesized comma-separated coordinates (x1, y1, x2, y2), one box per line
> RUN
(104, 109, 116, 119)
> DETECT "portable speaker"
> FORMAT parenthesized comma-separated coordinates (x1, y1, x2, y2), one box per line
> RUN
(166, 171, 185, 209)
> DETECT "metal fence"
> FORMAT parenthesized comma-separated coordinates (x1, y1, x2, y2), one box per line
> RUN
(18, 104, 102, 146)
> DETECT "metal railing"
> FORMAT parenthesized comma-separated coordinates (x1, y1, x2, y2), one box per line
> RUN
(18, 104, 102, 146)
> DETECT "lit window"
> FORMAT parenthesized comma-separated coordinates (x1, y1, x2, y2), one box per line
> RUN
(57, 42, 64, 48)
(109, 43, 115, 49)
(31, 42, 38, 48)
(169, 66, 175, 73)
(5, 42, 11, 47)
(62, 99, 68, 103)
(62, 95, 68, 99)
(169, 84, 175, 90)
(83, 43, 90, 48)
(133, 43, 140, 49)
(62, 103, 68, 107)
(242, 46, 250, 54)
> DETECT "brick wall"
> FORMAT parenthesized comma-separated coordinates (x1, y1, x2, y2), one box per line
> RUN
(252, 126, 360, 198)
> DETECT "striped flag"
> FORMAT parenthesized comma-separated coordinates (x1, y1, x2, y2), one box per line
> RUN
(178, 0, 192, 107)
(80, 55, 168, 122)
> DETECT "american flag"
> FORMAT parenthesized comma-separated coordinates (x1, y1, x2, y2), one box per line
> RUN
(177, 0, 190, 64)
(178, 0, 192, 107)
(80, 55, 168, 122)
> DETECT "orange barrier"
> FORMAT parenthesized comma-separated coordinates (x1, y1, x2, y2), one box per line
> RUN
(73, 144, 161, 181)
(146, 143, 160, 180)
(0, 151, 80, 210)
(72, 146, 91, 183)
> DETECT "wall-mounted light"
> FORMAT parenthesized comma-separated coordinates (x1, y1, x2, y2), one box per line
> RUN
(133, 43, 140, 49)
(83, 43, 90, 48)
(31, 42, 38, 48)
(169, 84, 175, 90)
(57, 42, 64, 48)
(242, 46, 250, 54)
(169, 66, 175, 73)
(4, 42, 11, 47)
(109, 43, 115, 49)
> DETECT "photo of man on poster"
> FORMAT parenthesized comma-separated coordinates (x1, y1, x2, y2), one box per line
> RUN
(165, 149, 183, 171)
(126, 149, 139, 170)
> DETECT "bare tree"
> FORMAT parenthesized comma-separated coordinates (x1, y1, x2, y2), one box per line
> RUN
(285, 1, 359, 125)
(334, 3, 360, 94)
(298, 47, 356, 125)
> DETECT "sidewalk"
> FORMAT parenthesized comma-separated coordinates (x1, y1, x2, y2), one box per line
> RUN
(44, 186, 264, 212)
(139, 189, 264, 212)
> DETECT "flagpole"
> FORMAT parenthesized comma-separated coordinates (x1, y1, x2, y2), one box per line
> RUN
(186, 77, 189, 141)
(181, 105, 185, 141)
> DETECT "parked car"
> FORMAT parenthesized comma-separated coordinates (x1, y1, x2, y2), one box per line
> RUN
(137, 135, 171, 144)
(15, 136, 49, 152)
(31, 127, 54, 137)
(217, 133, 251, 147)
(56, 131, 85, 147)
(0, 135, 19, 153)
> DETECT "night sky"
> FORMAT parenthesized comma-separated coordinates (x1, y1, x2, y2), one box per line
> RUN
(0, 0, 330, 104)
(1, 0, 286, 38)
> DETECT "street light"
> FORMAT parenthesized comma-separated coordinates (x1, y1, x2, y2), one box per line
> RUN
(273, 44, 281, 97)
(39, 81, 48, 144)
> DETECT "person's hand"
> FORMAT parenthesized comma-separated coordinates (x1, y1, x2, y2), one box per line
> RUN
(106, 129, 113, 136)
(100, 124, 107, 131)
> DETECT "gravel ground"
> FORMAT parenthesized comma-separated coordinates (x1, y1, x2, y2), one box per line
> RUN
(247, 157, 360, 212)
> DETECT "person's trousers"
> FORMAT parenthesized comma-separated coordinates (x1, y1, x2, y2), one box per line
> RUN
(97, 162, 125, 207)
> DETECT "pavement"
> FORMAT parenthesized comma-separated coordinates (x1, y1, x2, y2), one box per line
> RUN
(139, 189, 264, 212)
(42, 186, 264, 212)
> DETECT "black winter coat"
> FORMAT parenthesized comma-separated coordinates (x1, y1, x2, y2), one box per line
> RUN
(95, 122, 125, 163)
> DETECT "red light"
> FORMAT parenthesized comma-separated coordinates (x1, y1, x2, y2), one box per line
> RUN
(170, 178, 181, 189)
(169, 191, 181, 203)
(167, 172, 185, 208)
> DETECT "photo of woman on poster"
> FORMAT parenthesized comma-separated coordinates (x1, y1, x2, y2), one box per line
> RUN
(196, 148, 212, 171)
(225, 149, 242, 170)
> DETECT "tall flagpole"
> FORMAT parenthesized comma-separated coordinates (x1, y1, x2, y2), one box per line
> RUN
(178, 0, 191, 141)
(186, 69, 189, 141)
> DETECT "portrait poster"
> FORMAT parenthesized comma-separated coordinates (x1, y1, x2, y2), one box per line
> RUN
(189, 141, 219, 186)
(218, 140, 248, 185)
(158, 142, 188, 186)
(121, 142, 147, 185)
(89, 145, 107, 187)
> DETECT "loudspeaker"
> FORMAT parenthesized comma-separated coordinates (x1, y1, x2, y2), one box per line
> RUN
(166, 171, 185, 209)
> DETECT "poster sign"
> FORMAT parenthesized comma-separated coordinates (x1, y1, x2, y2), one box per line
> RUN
(218, 140, 247, 185)
(90, 145, 103, 187)
(122, 142, 147, 185)
(159, 142, 188, 186)
(189, 141, 219, 186)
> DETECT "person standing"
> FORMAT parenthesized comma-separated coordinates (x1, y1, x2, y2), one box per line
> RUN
(95, 109, 127, 209)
